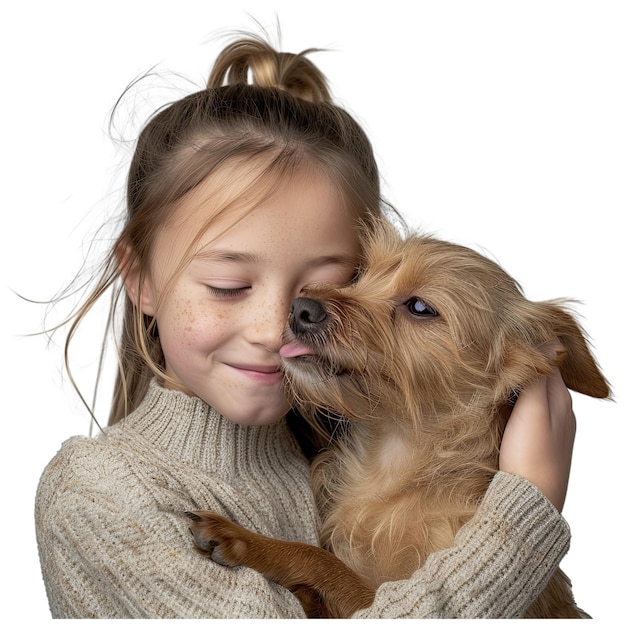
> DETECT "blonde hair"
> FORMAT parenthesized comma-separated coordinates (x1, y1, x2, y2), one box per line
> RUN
(61, 35, 397, 428)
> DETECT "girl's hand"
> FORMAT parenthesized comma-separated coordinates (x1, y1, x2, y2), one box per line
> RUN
(499, 370, 576, 512)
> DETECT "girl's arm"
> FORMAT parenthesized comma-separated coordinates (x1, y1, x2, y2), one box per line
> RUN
(35, 440, 307, 619)
(355, 371, 574, 618)
(354, 472, 569, 618)
(36, 372, 574, 618)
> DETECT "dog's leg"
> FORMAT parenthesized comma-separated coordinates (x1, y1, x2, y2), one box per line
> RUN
(185, 511, 375, 618)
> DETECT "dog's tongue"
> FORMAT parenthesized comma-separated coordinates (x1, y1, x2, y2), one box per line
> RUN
(279, 341, 317, 359)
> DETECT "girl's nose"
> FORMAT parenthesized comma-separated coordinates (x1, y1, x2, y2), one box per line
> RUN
(247, 296, 290, 352)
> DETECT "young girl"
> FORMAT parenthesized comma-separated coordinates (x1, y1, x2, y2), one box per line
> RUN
(35, 36, 575, 618)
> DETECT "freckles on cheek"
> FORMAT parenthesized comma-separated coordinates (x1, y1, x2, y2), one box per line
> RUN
(178, 303, 200, 345)
(161, 299, 198, 349)
(171, 300, 230, 348)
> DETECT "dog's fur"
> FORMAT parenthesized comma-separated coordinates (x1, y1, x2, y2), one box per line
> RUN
(188, 220, 610, 618)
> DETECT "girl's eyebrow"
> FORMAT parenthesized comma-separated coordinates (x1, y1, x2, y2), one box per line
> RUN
(192, 249, 357, 267)
(192, 249, 260, 264)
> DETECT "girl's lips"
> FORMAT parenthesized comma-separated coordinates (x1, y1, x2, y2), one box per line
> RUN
(229, 363, 284, 384)
(279, 341, 317, 359)
(234, 363, 281, 374)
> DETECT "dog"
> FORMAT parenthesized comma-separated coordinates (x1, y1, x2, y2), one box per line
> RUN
(187, 219, 610, 618)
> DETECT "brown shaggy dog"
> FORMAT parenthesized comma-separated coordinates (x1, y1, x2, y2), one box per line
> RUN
(187, 220, 610, 618)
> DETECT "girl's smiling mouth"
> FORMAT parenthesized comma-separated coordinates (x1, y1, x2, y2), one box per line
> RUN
(227, 362, 284, 383)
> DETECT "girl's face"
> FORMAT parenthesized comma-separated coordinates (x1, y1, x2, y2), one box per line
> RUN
(135, 165, 360, 425)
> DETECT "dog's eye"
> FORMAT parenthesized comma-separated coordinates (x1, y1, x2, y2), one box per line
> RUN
(350, 266, 363, 284)
(405, 297, 438, 318)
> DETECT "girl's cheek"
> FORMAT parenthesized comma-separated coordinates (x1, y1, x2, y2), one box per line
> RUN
(158, 299, 197, 351)
(178, 306, 205, 346)
(178, 301, 232, 345)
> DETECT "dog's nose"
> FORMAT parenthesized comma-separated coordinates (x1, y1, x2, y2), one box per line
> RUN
(290, 297, 328, 334)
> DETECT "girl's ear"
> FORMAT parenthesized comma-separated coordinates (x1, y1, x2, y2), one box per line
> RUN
(116, 245, 157, 316)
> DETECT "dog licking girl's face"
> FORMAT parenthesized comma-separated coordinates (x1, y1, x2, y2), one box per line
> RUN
(279, 221, 610, 427)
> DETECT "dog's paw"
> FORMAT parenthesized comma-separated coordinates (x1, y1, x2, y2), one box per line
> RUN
(185, 511, 250, 567)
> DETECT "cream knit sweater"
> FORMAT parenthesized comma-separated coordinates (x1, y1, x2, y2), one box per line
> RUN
(35, 380, 570, 618)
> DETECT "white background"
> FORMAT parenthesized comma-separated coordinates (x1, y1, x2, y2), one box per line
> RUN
(2, 1, 624, 621)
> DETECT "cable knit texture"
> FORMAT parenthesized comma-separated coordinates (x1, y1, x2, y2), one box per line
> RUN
(35, 380, 570, 618)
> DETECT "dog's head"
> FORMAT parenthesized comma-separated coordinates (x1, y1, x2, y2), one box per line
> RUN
(281, 220, 610, 430)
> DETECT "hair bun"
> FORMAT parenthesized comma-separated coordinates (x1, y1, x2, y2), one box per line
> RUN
(207, 37, 332, 103)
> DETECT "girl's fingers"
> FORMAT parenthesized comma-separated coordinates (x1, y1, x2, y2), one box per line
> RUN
(499, 370, 576, 512)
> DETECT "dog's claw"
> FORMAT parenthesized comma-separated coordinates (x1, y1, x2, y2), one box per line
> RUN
(185, 510, 247, 568)
(186, 513, 218, 554)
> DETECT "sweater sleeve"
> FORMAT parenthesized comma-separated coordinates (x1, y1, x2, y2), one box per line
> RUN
(353, 471, 571, 618)
(35, 440, 307, 619)
(36, 436, 569, 619)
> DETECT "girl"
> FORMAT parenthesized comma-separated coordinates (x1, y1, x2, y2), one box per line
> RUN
(35, 36, 575, 618)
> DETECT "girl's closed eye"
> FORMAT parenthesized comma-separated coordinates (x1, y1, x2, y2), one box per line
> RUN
(204, 279, 251, 299)
(206, 285, 250, 298)
(207, 285, 249, 298)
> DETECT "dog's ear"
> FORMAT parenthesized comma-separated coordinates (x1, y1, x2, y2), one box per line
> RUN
(499, 301, 610, 401)
(541, 303, 611, 399)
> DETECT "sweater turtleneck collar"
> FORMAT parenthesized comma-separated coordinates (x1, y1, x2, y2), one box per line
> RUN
(110, 379, 304, 478)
